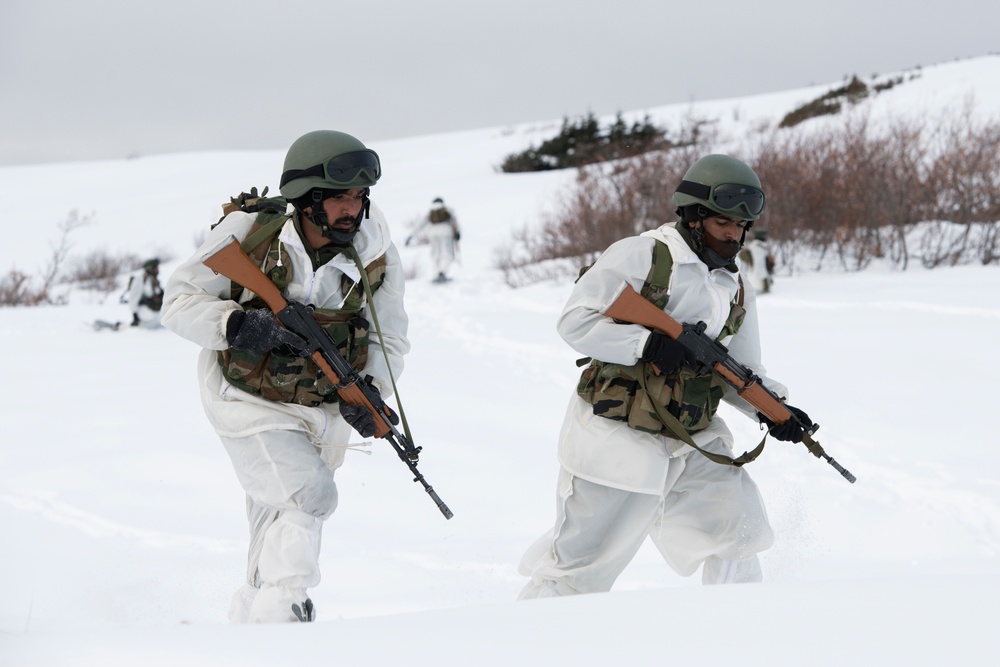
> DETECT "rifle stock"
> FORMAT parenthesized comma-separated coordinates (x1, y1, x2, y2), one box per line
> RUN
(604, 284, 856, 483)
(203, 238, 455, 517)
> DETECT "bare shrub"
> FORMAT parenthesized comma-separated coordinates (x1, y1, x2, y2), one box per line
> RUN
(64, 249, 143, 295)
(923, 99, 1000, 266)
(0, 210, 91, 306)
(498, 101, 1000, 285)
(0, 269, 47, 306)
(495, 148, 699, 287)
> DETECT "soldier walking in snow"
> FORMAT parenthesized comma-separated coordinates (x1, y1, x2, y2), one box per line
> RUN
(162, 130, 410, 623)
(124, 257, 164, 327)
(738, 227, 776, 294)
(406, 196, 461, 282)
(518, 155, 812, 596)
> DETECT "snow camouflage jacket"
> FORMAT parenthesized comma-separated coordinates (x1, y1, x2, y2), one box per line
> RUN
(217, 215, 389, 407)
(576, 238, 747, 437)
(555, 222, 788, 494)
(161, 201, 409, 443)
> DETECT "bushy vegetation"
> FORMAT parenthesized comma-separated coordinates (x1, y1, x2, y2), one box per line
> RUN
(499, 112, 672, 173)
(1, 210, 149, 307)
(779, 73, 909, 128)
(496, 102, 1000, 287)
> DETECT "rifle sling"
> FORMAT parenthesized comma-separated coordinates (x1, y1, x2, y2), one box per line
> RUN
(636, 368, 766, 467)
(345, 246, 416, 443)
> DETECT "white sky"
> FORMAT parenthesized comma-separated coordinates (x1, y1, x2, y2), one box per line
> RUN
(1, 0, 997, 165)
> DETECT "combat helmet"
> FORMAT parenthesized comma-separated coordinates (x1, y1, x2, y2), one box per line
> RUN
(279, 130, 382, 245)
(671, 154, 766, 222)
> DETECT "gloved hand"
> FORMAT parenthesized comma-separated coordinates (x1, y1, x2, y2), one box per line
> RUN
(339, 378, 399, 438)
(404, 236, 413, 247)
(453, 232, 461, 242)
(340, 402, 377, 438)
(641, 331, 689, 376)
(226, 308, 307, 355)
(339, 400, 399, 438)
(759, 405, 813, 443)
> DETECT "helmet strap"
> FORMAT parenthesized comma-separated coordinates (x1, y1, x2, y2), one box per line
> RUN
(295, 188, 371, 246)
(676, 205, 738, 272)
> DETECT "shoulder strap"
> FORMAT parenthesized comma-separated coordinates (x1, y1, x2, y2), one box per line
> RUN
(241, 210, 291, 259)
(647, 240, 673, 293)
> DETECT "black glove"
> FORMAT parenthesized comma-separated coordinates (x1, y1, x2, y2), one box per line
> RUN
(453, 232, 461, 242)
(226, 309, 307, 355)
(339, 377, 399, 438)
(340, 402, 377, 438)
(759, 405, 813, 443)
(641, 331, 688, 376)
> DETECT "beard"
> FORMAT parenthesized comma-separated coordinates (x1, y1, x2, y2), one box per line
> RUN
(714, 239, 741, 259)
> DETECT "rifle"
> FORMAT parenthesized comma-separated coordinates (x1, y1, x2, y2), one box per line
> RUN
(203, 237, 454, 518)
(604, 284, 856, 484)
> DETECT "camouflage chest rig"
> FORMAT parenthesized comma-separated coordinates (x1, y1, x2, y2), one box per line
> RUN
(215, 188, 387, 407)
(576, 240, 746, 440)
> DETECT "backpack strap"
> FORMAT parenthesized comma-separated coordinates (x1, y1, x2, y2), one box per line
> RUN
(241, 209, 291, 259)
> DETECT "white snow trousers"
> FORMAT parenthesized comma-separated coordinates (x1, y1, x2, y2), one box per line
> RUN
(426, 222, 456, 276)
(221, 426, 347, 623)
(517, 441, 773, 598)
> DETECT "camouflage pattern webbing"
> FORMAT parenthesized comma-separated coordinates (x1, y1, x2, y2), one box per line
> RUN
(429, 207, 451, 223)
(218, 306, 373, 406)
(218, 233, 388, 406)
(576, 240, 745, 437)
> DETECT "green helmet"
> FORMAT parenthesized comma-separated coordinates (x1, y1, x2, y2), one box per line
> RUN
(671, 154, 766, 221)
(279, 130, 381, 200)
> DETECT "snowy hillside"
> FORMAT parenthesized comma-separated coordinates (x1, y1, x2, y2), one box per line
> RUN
(2, 55, 999, 666)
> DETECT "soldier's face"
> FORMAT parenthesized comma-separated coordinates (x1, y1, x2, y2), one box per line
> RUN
(698, 215, 748, 259)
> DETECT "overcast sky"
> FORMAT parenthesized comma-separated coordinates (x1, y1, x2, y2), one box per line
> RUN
(1, 0, 996, 166)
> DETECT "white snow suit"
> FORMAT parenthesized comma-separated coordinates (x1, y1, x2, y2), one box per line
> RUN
(518, 222, 786, 597)
(409, 203, 460, 280)
(127, 268, 163, 328)
(162, 201, 409, 622)
(738, 238, 773, 294)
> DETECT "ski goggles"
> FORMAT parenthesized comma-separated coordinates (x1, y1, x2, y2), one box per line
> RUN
(280, 150, 382, 188)
(675, 180, 766, 217)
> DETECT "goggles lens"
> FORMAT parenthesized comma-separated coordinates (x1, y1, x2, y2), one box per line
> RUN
(325, 150, 381, 184)
(280, 150, 382, 189)
(711, 183, 765, 216)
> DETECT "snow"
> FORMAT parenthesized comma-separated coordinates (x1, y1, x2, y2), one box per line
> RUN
(2, 55, 999, 666)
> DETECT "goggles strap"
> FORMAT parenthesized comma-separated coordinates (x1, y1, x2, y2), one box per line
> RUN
(280, 164, 324, 188)
(675, 180, 711, 200)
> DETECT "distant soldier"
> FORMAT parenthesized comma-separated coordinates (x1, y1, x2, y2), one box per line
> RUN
(124, 258, 164, 327)
(738, 228, 775, 294)
(406, 197, 461, 282)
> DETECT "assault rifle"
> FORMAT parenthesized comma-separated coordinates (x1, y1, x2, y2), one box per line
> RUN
(203, 237, 454, 518)
(604, 284, 856, 484)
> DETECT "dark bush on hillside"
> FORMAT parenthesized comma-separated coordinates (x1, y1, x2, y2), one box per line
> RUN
(779, 76, 870, 128)
(500, 112, 671, 173)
